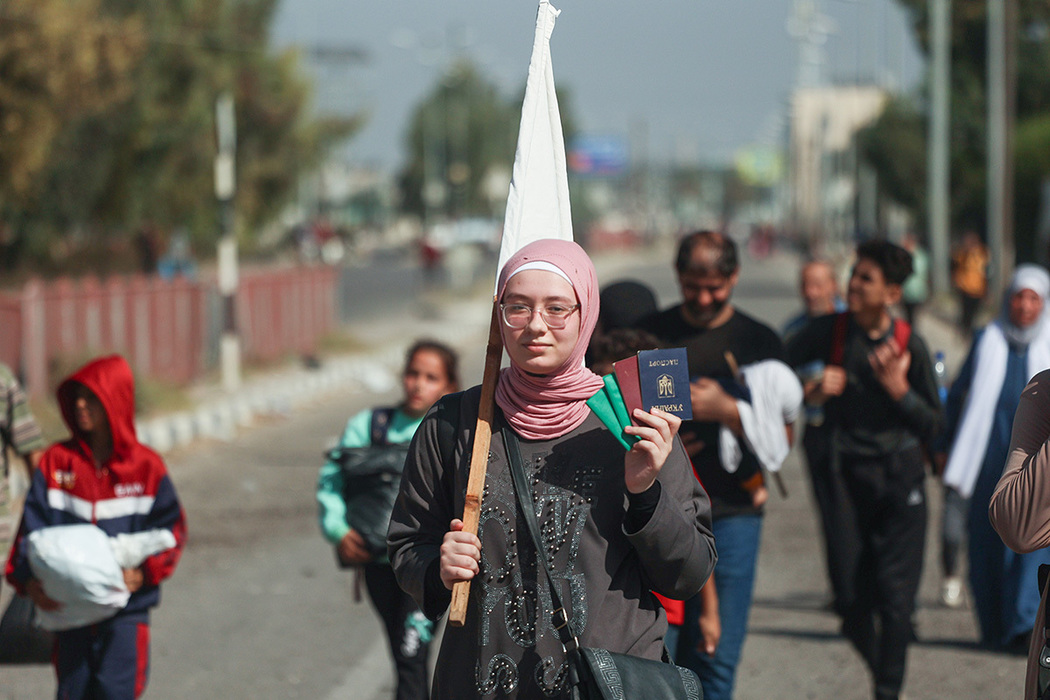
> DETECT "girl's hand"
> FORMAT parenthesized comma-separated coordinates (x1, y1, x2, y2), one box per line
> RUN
(440, 519, 481, 590)
(338, 529, 373, 566)
(623, 408, 681, 494)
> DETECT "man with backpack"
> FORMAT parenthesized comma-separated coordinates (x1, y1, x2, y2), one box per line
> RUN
(786, 240, 943, 700)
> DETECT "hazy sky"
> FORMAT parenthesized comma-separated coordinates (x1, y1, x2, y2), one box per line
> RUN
(271, 1, 923, 174)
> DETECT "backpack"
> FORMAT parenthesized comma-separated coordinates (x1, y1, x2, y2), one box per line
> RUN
(828, 311, 911, 367)
(325, 399, 462, 561)
(326, 408, 408, 558)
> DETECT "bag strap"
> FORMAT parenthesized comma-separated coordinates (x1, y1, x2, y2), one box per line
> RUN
(893, 317, 912, 354)
(502, 426, 582, 654)
(370, 407, 397, 446)
(829, 311, 850, 366)
(1038, 564, 1050, 698)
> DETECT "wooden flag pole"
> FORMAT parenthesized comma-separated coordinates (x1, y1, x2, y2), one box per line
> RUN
(449, 298, 504, 627)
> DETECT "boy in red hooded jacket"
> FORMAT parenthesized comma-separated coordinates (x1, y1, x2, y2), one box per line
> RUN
(5, 355, 187, 699)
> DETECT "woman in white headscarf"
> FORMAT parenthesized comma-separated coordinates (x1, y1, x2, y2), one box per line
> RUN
(936, 263, 1050, 649)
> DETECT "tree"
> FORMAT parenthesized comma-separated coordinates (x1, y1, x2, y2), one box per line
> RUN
(0, 0, 359, 273)
(860, 0, 1050, 259)
(398, 59, 579, 223)
(0, 0, 144, 269)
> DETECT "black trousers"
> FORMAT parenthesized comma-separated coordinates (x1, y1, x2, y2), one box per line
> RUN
(802, 423, 859, 616)
(362, 563, 432, 700)
(838, 447, 927, 700)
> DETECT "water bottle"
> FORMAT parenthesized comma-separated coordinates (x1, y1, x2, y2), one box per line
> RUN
(934, 351, 948, 405)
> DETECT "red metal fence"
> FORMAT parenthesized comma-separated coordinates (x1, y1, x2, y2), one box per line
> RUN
(0, 265, 339, 399)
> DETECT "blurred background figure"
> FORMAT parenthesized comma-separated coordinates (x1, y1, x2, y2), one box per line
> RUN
(936, 264, 1050, 650)
(782, 258, 850, 614)
(782, 259, 844, 343)
(951, 232, 990, 337)
(0, 362, 45, 543)
(157, 228, 198, 280)
(586, 280, 660, 368)
(900, 232, 929, 327)
(317, 339, 459, 700)
(597, 280, 659, 335)
(134, 223, 161, 276)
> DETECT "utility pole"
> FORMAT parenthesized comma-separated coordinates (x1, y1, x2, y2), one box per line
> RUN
(215, 92, 240, 393)
(927, 0, 951, 295)
(986, 0, 1016, 298)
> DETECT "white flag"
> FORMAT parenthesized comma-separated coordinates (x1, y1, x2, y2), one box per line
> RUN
(495, 1, 573, 291)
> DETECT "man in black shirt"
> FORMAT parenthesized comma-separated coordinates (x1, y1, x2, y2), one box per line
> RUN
(640, 230, 783, 700)
(786, 240, 942, 700)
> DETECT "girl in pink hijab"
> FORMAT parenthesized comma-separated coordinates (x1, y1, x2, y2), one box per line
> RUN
(389, 239, 716, 700)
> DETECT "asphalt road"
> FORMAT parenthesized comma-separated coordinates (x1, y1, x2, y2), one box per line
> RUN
(0, 243, 1029, 699)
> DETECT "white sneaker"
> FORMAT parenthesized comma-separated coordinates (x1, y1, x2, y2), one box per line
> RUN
(941, 577, 964, 608)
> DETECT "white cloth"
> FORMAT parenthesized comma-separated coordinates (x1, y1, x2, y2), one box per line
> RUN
(27, 524, 130, 631)
(720, 360, 804, 474)
(110, 529, 177, 569)
(506, 260, 573, 286)
(494, 1, 573, 292)
(26, 525, 176, 631)
(943, 321, 1050, 497)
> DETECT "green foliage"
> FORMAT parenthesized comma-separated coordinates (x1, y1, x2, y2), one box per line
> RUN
(0, 0, 359, 273)
(862, 0, 1050, 257)
(398, 59, 578, 221)
(1015, 113, 1050, 261)
(858, 98, 927, 219)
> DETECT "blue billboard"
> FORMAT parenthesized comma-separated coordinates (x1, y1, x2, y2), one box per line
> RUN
(568, 135, 629, 176)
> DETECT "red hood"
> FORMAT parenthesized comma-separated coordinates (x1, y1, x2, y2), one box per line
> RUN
(57, 355, 138, 463)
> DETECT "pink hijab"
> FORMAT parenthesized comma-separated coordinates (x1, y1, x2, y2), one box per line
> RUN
(495, 239, 605, 440)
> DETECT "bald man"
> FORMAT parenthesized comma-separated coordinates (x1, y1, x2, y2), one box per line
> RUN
(783, 259, 850, 617)
(782, 260, 844, 342)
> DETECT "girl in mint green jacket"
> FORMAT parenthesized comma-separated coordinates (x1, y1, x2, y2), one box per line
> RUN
(317, 340, 458, 700)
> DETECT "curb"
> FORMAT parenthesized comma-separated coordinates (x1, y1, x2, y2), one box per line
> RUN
(134, 354, 398, 454)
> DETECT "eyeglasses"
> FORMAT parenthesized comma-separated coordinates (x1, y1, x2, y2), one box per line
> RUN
(500, 303, 580, 329)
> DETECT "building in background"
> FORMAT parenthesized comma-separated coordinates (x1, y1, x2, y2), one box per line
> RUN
(787, 85, 888, 255)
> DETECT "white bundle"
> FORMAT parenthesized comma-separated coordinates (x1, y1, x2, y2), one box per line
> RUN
(110, 529, 176, 569)
(28, 524, 130, 631)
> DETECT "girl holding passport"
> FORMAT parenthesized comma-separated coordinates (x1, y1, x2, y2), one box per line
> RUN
(388, 238, 716, 699)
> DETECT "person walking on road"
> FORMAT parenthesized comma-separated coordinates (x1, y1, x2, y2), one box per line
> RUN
(935, 264, 1050, 650)
(388, 239, 716, 699)
(786, 240, 943, 700)
(5, 355, 187, 699)
(317, 339, 460, 700)
(782, 258, 844, 343)
(952, 231, 989, 337)
(0, 361, 46, 518)
(782, 259, 854, 615)
(639, 230, 784, 700)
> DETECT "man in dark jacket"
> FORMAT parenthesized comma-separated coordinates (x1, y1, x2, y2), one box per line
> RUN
(786, 240, 943, 700)
(639, 230, 783, 700)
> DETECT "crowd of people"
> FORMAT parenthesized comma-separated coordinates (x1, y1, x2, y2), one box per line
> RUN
(6, 227, 1050, 700)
